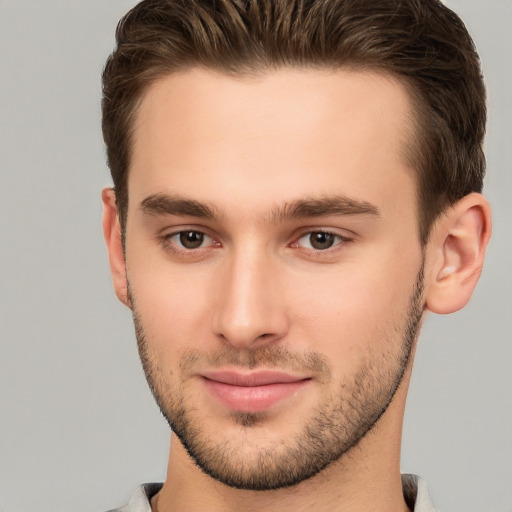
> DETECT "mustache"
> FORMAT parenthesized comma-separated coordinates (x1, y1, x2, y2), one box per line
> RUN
(130, 300, 332, 382)
(178, 345, 332, 382)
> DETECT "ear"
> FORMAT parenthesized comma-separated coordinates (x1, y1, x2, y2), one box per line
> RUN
(102, 188, 131, 308)
(425, 193, 491, 314)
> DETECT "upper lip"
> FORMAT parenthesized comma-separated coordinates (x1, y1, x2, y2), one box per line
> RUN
(201, 370, 310, 387)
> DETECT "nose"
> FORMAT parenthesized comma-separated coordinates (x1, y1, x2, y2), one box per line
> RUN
(211, 248, 289, 350)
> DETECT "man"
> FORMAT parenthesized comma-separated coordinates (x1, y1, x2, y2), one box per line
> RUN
(101, 0, 491, 510)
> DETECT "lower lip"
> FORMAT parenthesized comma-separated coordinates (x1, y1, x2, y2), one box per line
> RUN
(203, 378, 310, 413)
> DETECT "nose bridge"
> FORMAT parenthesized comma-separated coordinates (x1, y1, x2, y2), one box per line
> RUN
(212, 242, 287, 348)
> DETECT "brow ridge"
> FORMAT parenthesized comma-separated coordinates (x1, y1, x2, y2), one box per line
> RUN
(139, 193, 380, 223)
(140, 194, 218, 219)
(268, 195, 381, 223)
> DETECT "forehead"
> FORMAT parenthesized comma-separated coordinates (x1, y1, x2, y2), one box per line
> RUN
(129, 67, 416, 220)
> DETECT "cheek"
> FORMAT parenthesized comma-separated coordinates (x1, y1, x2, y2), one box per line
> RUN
(126, 252, 218, 356)
(286, 252, 420, 361)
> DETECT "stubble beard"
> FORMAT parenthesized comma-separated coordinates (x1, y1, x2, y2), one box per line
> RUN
(130, 263, 425, 491)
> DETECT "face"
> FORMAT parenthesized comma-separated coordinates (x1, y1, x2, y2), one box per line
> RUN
(122, 68, 426, 490)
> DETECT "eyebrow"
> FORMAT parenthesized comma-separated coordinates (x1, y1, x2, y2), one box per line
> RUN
(267, 195, 380, 223)
(140, 194, 219, 219)
(139, 193, 380, 222)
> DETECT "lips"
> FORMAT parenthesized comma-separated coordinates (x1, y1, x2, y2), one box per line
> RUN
(201, 370, 311, 413)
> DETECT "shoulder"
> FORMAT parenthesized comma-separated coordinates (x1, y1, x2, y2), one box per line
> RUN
(402, 474, 440, 512)
(104, 483, 163, 512)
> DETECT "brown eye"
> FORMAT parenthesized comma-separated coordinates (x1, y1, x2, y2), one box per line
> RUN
(179, 231, 205, 249)
(295, 231, 347, 251)
(309, 232, 336, 250)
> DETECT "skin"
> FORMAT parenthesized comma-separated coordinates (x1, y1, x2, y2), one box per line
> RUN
(102, 68, 491, 512)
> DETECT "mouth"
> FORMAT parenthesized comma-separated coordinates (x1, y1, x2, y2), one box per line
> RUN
(201, 370, 312, 413)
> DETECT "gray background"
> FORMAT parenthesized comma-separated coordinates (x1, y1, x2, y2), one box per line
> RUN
(0, 1, 510, 511)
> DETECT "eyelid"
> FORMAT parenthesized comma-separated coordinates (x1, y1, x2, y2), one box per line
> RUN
(158, 226, 222, 253)
(289, 228, 354, 257)
(292, 228, 352, 243)
(159, 224, 217, 239)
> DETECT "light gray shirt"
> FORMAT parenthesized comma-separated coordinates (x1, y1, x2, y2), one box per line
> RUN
(106, 474, 438, 511)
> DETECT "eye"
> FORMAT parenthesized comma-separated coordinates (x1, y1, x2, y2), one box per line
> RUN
(296, 231, 347, 250)
(165, 230, 216, 250)
(178, 231, 207, 249)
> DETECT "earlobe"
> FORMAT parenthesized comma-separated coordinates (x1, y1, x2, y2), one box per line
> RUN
(425, 193, 491, 314)
(101, 188, 131, 308)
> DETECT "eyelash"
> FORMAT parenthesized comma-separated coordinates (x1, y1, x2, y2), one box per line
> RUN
(159, 230, 219, 255)
(291, 230, 351, 252)
(158, 228, 352, 257)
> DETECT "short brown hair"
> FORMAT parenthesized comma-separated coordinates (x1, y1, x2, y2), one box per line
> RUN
(102, 0, 486, 244)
